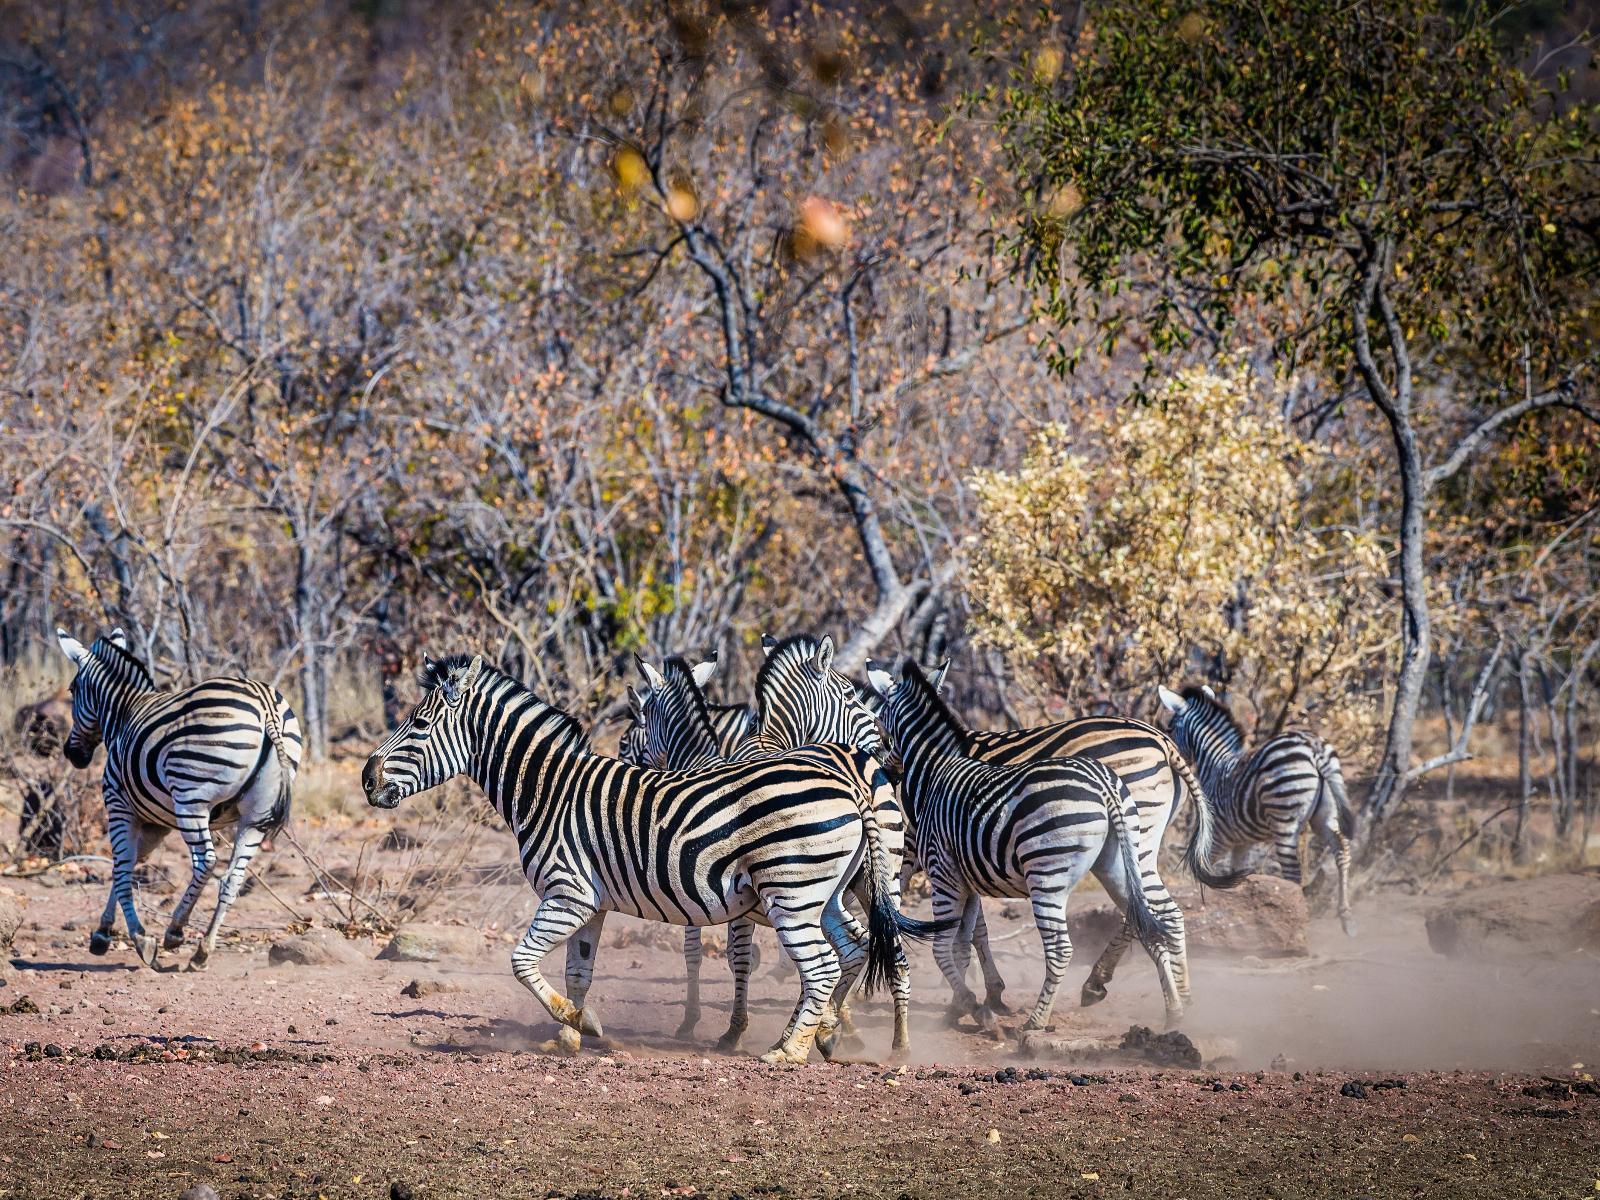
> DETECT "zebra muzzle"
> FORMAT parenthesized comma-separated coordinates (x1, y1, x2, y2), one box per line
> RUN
(362, 755, 400, 809)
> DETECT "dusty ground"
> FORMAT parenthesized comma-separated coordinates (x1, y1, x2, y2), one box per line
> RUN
(1, 828, 1597, 1200)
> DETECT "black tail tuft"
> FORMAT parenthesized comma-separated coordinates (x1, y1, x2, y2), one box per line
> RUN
(863, 889, 900, 998)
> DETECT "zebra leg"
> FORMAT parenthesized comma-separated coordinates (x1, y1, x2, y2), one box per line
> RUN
(969, 902, 1012, 1014)
(1020, 886, 1074, 1033)
(1080, 914, 1133, 1008)
(164, 802, 218, 952)
(676, 926, 705, 1039)
(715, 918, 757, 1053)
(103, 800, 158, 966)
(191, 818, 272, 969)
(1274, 831, 1304, 886)
(509, 898, 605, 1039)
(1093, 861, 1184, 1027)
(759, 895, 843, 1065)
(556, 912, 609, 1054)
(814, 897, 870, 1061)
(929, 881, 983, 1029)
(1311, 802, 1357, 937)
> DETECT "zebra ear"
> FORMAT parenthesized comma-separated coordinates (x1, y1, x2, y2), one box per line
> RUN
(1157, 686, 1186, 715)
(1202, 684, 1217, 701)
(460, 655, 485, 687)
(626, 685, 645, 720)
(814, 635, 835, 676)
(760, 633, 778, 658)
(690, 656, 717, 688)
(865, 660, 895, 699)
(56, 629, 89, 666)
(635, 655, 667, 695)
(108, 627, 129, 649)
(929, 659, 951, 693)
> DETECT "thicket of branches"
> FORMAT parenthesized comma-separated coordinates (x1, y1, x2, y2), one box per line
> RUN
(2, 0, 1598, 864)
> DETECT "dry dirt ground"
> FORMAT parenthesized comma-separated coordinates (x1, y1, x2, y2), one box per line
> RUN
(1, 835, 1597, 1200)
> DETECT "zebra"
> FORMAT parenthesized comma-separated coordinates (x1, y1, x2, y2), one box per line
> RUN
(363, 653, 938, 1062)
(624, 634, 907, 1052)
(900, 665, 1242, 1015)
(867, 657, 1185, 1031)
(54, 628, 300, 969)
(1158, 684, 1357, 935)
(620, 660, 755, 1039)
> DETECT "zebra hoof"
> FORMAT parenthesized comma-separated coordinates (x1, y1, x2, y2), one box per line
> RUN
(555, 1025, 582, 1055)
(1340, 915, 1359, 938)
(714, 1030, 746, 1054)
(758, 1046, 807, 1065)
(133, 933, 160, 968)
(577, 1008, 604, 1038)
(984, 990, 1014, 1015)
(674, 1013, 700, 1040)
(162, 928, 186, 952)
(1080, 980, 1108, 1008)
(88, 930, 112, 957)
(816, 1031, 836, 1061)
(188, 946, 211, 971)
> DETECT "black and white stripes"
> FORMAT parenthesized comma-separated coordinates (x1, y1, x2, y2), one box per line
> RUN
(868, 659, 1185, 1030)
(56, 628, 301, 968)
(1159, 685, 1357, 935)
(363, 653, 932, 1062)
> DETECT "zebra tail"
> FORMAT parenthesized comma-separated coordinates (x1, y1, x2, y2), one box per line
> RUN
(1324, 756, 1358, 842)
(256, 691, 297, 835)
(1174, 751, 1248, 890)
(1105, 774, 1166, 953)
(859, 763, 956, 996)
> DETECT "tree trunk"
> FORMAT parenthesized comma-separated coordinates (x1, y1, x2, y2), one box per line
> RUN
(1366, 416, 1431, 819)
(1512, 652, 1533, 863)
(295, 545, 328, 762)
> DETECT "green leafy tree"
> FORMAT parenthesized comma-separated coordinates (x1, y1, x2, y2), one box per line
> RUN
(992, 0, 1600, 825)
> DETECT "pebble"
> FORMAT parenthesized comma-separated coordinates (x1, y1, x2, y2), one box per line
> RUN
(102, 1016, 116, 1026)
(390, 1184, 415, 1200)
(178, 1186, 221, 1200)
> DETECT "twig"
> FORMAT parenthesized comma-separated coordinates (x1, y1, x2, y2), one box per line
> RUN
(243, 864, 309, 924)
(3, 854, 113, 878)
(278, 826, 395, 929)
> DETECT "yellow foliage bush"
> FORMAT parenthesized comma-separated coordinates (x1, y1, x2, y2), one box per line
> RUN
(966, 367, 1390, 753)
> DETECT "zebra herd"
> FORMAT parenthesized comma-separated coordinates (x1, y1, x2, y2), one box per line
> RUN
(49, 625, 1356, 1063)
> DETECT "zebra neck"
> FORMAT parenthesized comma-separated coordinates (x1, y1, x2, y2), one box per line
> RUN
(466, 688, 580, 823)
(1188, 727, 1242, 794)
(97, 675, 157, 744)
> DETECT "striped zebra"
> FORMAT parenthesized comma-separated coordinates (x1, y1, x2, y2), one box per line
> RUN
(903, 668, 1242, 1014)
(624, 634, 906, 1052)
(867, 658, 1185, 1030)
(621, 663, 756, 1040)
(54, 628, 300, 969)
(1158, 685, 1357, 935)
(363, 653, 937, 1063)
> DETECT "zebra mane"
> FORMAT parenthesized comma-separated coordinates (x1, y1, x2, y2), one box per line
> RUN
(901, 659, 971, 749)
(422, 655, 590, 753)
(752, 633, 832, 724)
(417, 653, 477, 691)
(91, 636, 155, 690)
(660, 656, 723, 746)
(1181, 685, 1246, 754)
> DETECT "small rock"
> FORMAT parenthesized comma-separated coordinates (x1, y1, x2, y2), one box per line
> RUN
(1340, 1080, 1367, 1099)
(958, 1081, 980, 1096)
(325, 1017, 339, 1026)
(1117, 1093, 1139, 1104)
(287, 1024, 298, 1035)
(102, 1016, 116, 1026)
(378, 925, 485, 964)
(268, 930, 359, 967)
(43, 1043, 65, 1058)
(400, 978, 463, 999)
(179, 1186, 222, 1200)
(390, 1183, 416, 1200)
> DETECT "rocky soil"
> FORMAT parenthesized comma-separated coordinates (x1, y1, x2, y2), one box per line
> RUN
(2, 849, 1597, 1199)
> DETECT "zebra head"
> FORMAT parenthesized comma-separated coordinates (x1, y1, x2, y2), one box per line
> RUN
(617, 684, 651, 766)
(1157, 683, 1243, 763)
(363, 654, 486, 809)
(865, 657, 953, 766)
(630, 654, 721, 770)
(755, 633, 887, 759)
(55, 627, 147, 769)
